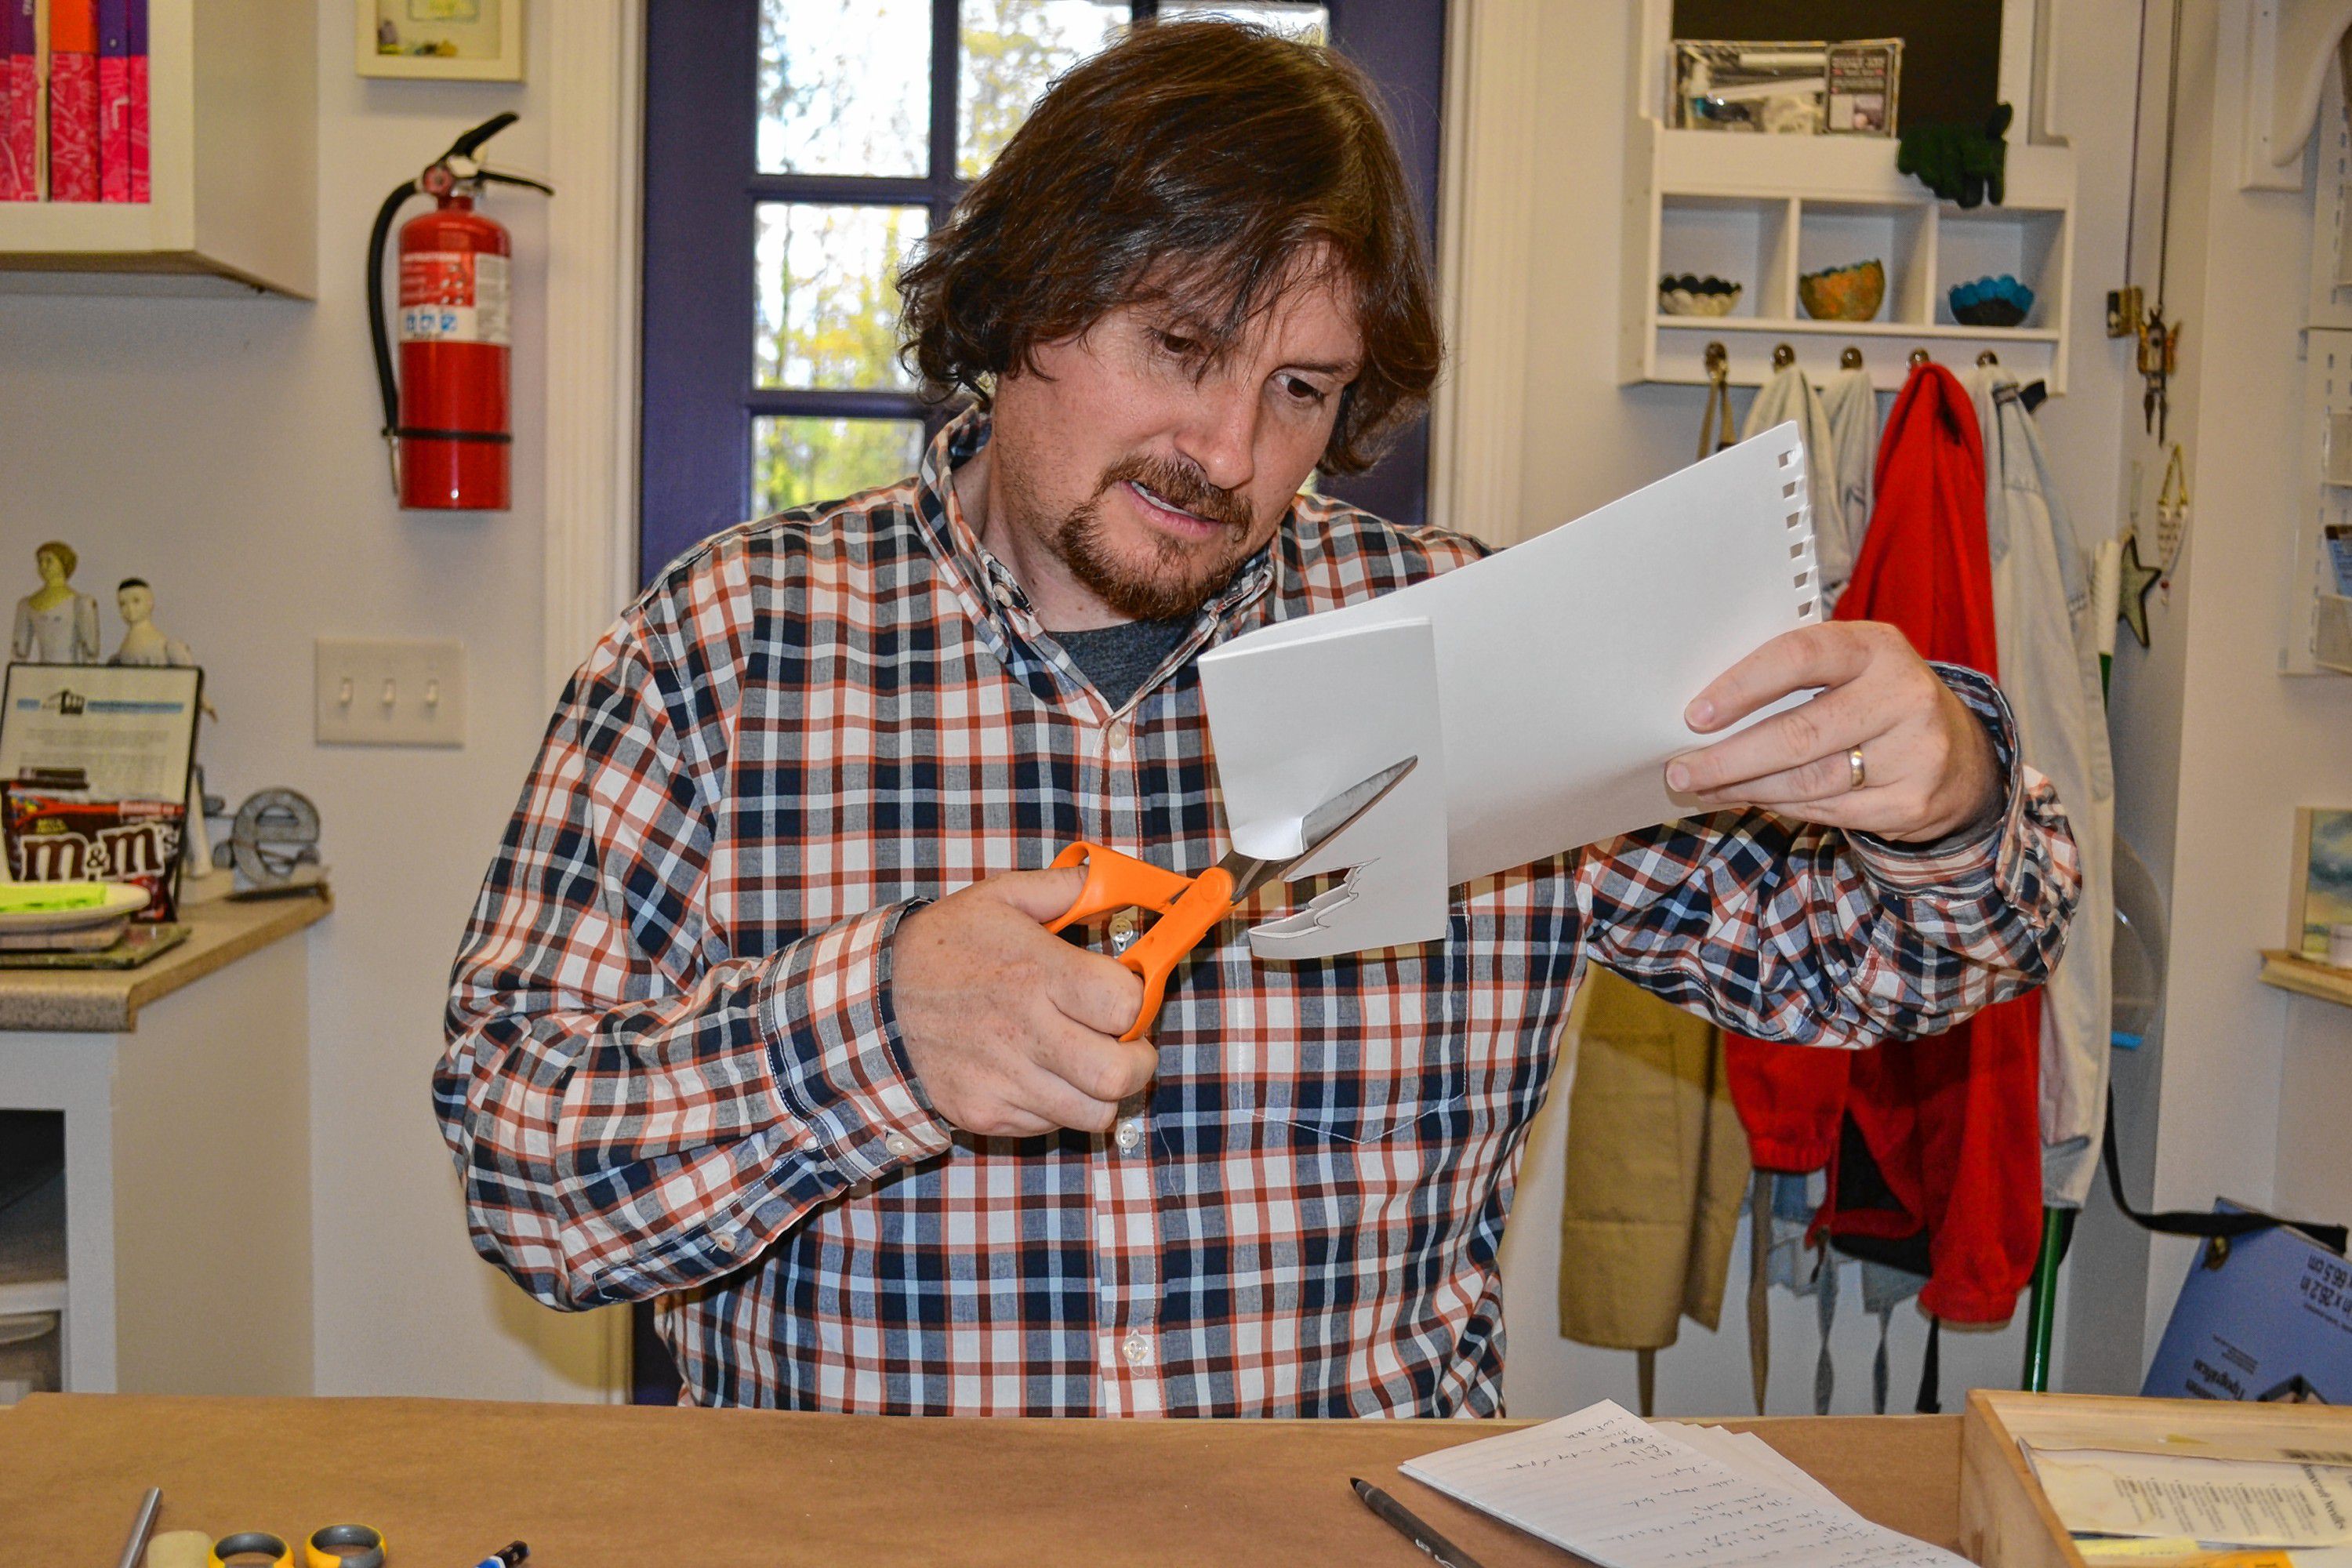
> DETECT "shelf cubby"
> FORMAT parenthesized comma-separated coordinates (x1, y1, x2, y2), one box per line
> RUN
(1657, 194, 1795, 320)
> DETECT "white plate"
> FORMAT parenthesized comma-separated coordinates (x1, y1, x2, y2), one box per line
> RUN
(0, 882, 151, 933)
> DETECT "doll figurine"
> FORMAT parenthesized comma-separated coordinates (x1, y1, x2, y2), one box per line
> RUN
(109, 578, 196, 667)
(12, 540, 103, 664)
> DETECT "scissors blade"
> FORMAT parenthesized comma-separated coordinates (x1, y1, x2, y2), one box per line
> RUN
(1224, 756, 1418, 902)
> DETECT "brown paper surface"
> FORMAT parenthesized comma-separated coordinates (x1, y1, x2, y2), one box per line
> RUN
(0, 1395, 1961, 1566)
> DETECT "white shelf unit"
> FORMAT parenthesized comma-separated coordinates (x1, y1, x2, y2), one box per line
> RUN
(1620, 122, 2077, 394)
(0, 0, 315, 298)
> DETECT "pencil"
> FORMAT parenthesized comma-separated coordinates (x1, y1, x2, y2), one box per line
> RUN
(1351, 1476, 1487, 1568)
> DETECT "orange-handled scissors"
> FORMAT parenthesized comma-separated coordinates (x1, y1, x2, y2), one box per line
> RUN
(1043, 757, 1417, 1041)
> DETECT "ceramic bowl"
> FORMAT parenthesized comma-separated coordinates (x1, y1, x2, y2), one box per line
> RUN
(1798, 260, 1886, 322)
(1949, 274, 2034, 328)
(1658, 274, 1742, 317)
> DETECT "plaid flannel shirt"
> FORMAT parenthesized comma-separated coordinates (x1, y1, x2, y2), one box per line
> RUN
(437, 409, 2078, 1416)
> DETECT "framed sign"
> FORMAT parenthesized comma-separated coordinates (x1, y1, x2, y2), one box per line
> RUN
(1, 663, 204, 919)
(357, 0, 524, 82)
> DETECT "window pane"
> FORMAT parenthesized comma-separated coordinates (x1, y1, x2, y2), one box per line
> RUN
(755, 204, 927, 391)
(753, 416, 927, 515)
(758, 0, 931, 176)
(958, 0, 1129, 179)
(1159, 2, 1327, 42)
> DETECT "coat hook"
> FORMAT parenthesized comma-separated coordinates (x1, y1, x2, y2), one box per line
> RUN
(1976, 349, 2000, 366)
(1907, 347, 1933, 368)
(1839, 346, 1864, 370)
(1771, 342, 1796, 370)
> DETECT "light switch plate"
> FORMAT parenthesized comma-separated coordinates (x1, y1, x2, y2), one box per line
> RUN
(315, 637, 466, 747)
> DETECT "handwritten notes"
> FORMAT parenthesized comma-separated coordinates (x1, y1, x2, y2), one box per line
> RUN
(1399, 1400, 1967, 1568)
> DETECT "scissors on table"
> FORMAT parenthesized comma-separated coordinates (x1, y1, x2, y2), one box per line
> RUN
(1043, 757, 1417, 1042)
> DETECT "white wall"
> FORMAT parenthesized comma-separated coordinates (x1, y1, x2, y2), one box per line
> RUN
(1494, 0, 2153, 1419)
(0, 0, 615, 1399)
(2087, 0, 2352, 1374)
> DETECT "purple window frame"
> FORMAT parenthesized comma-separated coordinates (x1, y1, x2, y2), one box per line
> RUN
(639, 0, 1448, 585)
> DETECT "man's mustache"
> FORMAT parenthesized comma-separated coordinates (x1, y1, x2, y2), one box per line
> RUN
(1099, 456, 1254, 532)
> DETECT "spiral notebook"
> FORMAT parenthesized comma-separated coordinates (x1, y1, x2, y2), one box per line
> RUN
(1198, 422, 1822, 959)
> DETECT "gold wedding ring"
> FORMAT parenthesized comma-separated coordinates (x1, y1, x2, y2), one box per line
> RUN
(1848, 747, 1867, 791)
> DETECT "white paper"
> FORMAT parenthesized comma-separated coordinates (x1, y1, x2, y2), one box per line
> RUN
(1659, 1421, 1848, 1511)
(2023, 1446, 2352, 1548)
(1200, 423, 1819, 954)
(1196, 617, 1447, 959)
(1400, 1399, 1966, 1568)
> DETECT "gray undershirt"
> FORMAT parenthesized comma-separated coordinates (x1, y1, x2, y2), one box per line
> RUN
(1054, 618, 1192, 709)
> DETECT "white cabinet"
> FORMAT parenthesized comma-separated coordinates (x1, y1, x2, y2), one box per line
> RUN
(0, 896, 325, 1393)
(0, 0, 316, 298)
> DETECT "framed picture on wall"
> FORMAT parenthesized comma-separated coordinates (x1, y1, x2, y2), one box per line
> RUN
(356, 0, 524, 82)
(2285, 807, 2352, 958)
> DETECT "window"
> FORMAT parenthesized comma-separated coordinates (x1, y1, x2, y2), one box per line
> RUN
(641, 0, 1444, 583)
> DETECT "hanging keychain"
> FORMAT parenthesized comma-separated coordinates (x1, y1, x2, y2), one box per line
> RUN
(1698, 341, 1734, 462)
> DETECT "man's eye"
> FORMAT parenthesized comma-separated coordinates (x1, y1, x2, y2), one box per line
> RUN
(1156, 330, 1200, 358)
(1280, 376, 1328, 405)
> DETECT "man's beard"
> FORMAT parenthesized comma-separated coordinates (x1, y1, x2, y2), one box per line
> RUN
(1051, 454, 1259, 622)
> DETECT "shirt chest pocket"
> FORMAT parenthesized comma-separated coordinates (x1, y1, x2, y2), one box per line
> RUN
(1238, 1027, 1470, 1149)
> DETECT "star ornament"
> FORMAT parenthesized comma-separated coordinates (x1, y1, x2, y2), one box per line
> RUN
(2117, 532, 2163, 648)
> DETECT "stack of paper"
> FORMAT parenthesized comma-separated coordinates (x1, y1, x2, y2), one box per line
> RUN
(1399, 1399, 1967, 1567)
(2023, 1440, 2352, 1564)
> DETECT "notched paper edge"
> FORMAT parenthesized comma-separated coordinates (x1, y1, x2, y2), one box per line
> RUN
(1246, 862, 1370, 957)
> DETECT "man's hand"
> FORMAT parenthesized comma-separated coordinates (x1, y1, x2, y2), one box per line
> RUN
(1664, 622, 2002, 843)
(891, 868, 1154, 1139)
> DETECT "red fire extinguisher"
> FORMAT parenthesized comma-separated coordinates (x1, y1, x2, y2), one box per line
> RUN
(368, 113, 551, 511)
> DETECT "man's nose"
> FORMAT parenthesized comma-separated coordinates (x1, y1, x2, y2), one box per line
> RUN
(1173, 376, 1260, 495)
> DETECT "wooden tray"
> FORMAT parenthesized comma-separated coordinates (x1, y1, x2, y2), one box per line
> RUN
(1960, 1388, 2352, 1566)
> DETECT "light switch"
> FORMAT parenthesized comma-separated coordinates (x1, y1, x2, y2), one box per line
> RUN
(315, 637, 466, 747)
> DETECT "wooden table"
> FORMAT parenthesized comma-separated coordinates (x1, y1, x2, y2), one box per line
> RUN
(3, 1394, 1965, 1565)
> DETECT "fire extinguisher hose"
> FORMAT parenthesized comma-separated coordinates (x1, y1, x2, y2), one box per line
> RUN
(366, 178, 419, 465)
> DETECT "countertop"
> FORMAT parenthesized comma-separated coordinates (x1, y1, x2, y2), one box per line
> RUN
(2, 1393, 1965, 1565)
(0, 890, 331, 1032)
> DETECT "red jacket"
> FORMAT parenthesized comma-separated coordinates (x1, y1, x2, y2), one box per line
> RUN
(1723, 364, 2044, 1324)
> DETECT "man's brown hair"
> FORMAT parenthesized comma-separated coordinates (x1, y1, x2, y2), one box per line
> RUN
(898, 19, 1440, 477)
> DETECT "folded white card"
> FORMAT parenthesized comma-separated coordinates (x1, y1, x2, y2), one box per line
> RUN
(1200, 422, 1820, 958)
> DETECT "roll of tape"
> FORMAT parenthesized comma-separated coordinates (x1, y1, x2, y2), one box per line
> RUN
(208, 1534, 292, 1568)
(304, 1524, 386, 1568)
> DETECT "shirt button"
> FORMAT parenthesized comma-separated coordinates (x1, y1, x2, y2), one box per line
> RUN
(1107, 910, 1138, 949)
(1122, 1332, 1152, 1367)
(714, 1232, 739, 1253)
(884, 1131, 917, 1159)
(1114, 1117, 1143, 1152)
(1106, 720, 1131, 754)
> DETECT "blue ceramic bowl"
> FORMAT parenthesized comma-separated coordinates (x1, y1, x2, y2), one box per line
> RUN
(1950, 274, 2034, 328)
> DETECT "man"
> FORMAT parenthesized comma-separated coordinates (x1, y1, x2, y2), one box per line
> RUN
(437, 20, 2077, 1416)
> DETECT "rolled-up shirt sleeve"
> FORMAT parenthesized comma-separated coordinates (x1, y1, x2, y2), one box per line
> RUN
(1578, 665, 2079, 1046)
(434, 620, 949, 1311)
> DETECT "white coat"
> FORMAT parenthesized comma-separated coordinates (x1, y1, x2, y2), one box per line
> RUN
(1741, 366, 1851, 604)
(1967, 365, 2116, 1207)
